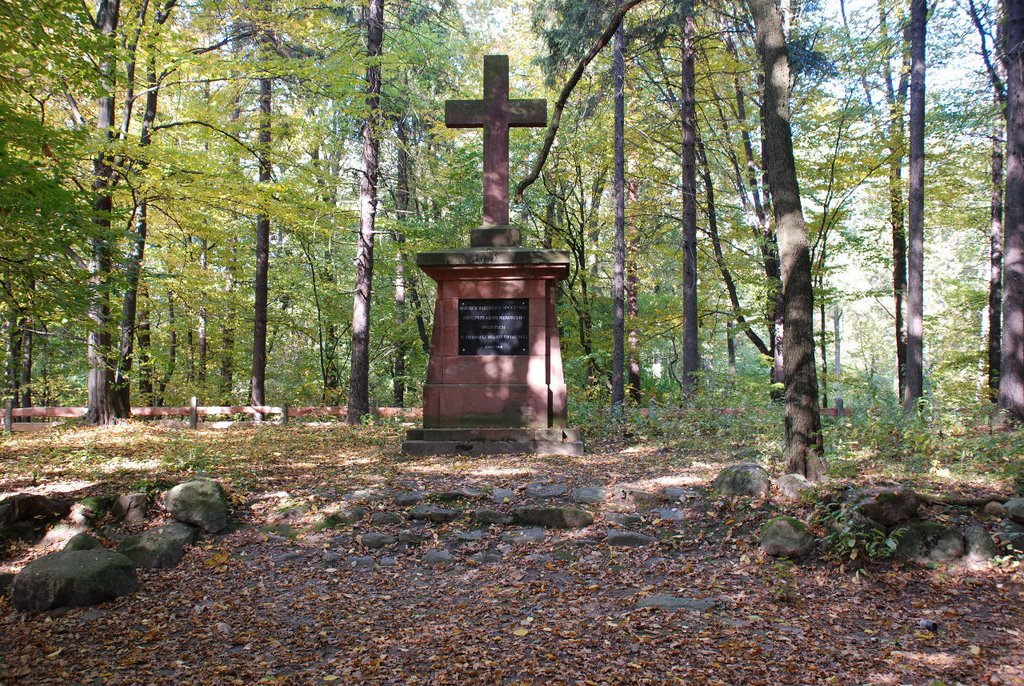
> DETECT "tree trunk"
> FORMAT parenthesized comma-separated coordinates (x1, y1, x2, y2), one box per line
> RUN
(904, 0, 926, 411)
(750, 0, 825, 479)
(198, 239, 208, 384)
(627, 178, 641, 404)
(612, 25, 626, 410)
(347, 0, 383, 424)
(137, 289, 153, 403)
(999, 0, 1024, 420)
(19, 312, 31, 411)
(156, 291, 176, 406)
(990, 121, 1004, 396)
(393, 114, 411, 408)
(251, 75, 272, 409)
(86, 0, 124, 425)
(680, 4, 699, 399)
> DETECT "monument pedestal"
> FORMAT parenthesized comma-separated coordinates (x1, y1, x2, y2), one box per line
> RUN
(401, 248, 583, 456)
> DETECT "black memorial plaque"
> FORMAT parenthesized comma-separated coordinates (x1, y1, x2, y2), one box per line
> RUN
(458, 299, 530, 355)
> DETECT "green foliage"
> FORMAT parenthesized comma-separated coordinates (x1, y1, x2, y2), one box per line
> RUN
(815, 496, 905, 571)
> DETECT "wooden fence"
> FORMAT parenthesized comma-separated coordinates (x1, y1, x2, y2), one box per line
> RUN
(2, 399, 422, 432)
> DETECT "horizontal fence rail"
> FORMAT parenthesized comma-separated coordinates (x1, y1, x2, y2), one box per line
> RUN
(2, 399, 422, 432)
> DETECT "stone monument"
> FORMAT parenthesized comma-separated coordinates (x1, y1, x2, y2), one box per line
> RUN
(402, 55, 583, 457)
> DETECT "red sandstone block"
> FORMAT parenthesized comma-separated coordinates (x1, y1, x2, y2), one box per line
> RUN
(442, 355, 535, 384)
(430, 383, 550, 428)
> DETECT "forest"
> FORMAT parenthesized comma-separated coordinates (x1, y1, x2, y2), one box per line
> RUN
(2, 1, 1024, 682)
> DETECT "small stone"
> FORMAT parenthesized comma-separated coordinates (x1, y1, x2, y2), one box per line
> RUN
(491, 488, 516, 503)
(409, 504, 462, 523)
(454, 530, 486, 542)
(512, 506, 593, 529)
(713, 464, 771, 498)
(605, 512, 643, 527)
(760, 517, 816, 559)
(622, 489, 665, 512)
(652, 508, 686, 522)
(501, 528, 547, 544)
(430, 488, 485, 502)
(399, 530, 432, 545)
(349, 555, 376, 568)
(422, 549, 453, 565)
(983, 500, 1006, 517)
(571, 486, 606, 504)
(370, 512, 404, 526)
(344, 489, 388, 504)
(856, 487, 919, 527)
(392, 491, 425, 507)
(469, 549, 504, 564)
(63, 533, 103, 552)
(117, 522, 196, 569)
(634, 595, 721, 612)
(964, 524, 997, 563)
(359, 532, 397, 550)
(474, 509, 512, 525)
(994, 521, 1024, 546)
(607, 530, 655, 547)
(379, 557, 397, 567)
(525, 483, 567, 499)
(0, 572, 14, 597)
(1004, 497, 1024, 525)
(776, 473, 815, 501)
(112, 493, 149, 523)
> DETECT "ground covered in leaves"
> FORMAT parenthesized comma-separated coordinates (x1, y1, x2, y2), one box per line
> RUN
(1, 421, 1022, 685)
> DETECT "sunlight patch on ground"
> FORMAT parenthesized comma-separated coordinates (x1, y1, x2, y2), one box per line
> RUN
(468, 466, 536, 478)
(97, 458, 161, 474)
(0, 480, 100, 498)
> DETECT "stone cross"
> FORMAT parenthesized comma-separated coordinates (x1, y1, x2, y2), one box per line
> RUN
(445, 55, 547, 230)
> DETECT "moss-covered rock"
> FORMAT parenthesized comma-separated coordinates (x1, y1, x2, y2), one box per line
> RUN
(761, 516, 816, 559)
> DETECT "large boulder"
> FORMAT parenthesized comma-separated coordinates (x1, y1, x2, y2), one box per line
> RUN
(111, 493, 149, 524)
(0, 494, 70, 537)
(897, 522, 965, 564)
(713, 464, 770, 498)
(1004, 497, 1024, 525)
(164, 478, 228, 533)
(855, 487, 919, 528)
(761, 517, 816, 559)
(117, 522, 196, 568)
(964, 524, 997, 563)
(776, 474, 815, 501)
(63, 533, 103, 552)
(512, 506, 593, 529)
(10, 549, 138, 612)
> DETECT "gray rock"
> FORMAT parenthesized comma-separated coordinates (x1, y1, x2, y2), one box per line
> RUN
(327, 507, 368, 526)
(111, 493, 149, 523)
(897, 522, 965, 563)
(379, 556, 397, 567)
(856, 487, 919, 528)
(63, 533, 103, 552)
(1004, 497, 1024, 525)
(964, 524, 997, 563)
(983, 500, 1006, 517)
(164, 478, 229, 533)
(513, 506, 593, 529)
(359, 533, 397, 550)
(662, 487, 688, 502)
(620, 489, 665, 512)
(571, 486, 606, 504)
(605, 512, 643, 527)
(525, 483, 567, 499)
(11, 549, 138, 612)
(348, 555, 376, 568)
(635, 595, 721, 612)
(776, 474, 815, 501)
(392, 491, 425, 507)
(470, 549, 504, 564)
(607, 530, 655, 547)
(0, 572, 13, 597)
(994, 521, 1024, 547)
(117, 522, 196, 568)
(501, 528, 547, 544)
(344, 489, 388, 504)
(474, 509, 512, 525)
(399, 529, 432, 545)
(370, 512, 404, 526)
(422, 549, 453, 565)
(491, 488, 516, 503)
(712, 464, 771, 498)
(454, 530, 487, 542)
(0, 493, 70, 526)
(760, 517, 816, 559)
(652, 508, 686, 522)
(408, 504, 461, 523)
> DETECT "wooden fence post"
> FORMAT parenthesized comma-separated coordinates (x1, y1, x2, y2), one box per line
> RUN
(3, 400, 12, 433)
(189, 396, 198, 429)
(282, 404, 289, 425)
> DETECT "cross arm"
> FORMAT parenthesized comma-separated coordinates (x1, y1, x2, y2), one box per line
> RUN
(508, 99, 547, 127)
(445, 100, 486, 128)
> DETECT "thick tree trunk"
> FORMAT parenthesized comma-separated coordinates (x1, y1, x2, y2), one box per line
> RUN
(999, 0, 1024, 420)
(251, 76, 272, 409)
(87, 0, 124, 426)
(612, 25, 626, 410)
(990, 123, 1004, 395)
(19, 313, 31, 411)
(156, 291, 176, 406)
(198, 239, 208, 384)
(137, 290, 153, 403)
(393, 115, 411, 408)
(680, 4, 699, 398)
(904, 0, 926, 411)
(347, 0, 383, 424)
(750, 0, 825, 479)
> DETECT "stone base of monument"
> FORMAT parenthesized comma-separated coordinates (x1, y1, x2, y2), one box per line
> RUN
(401, 247, 583, 457)
(401, 427, 584, 457)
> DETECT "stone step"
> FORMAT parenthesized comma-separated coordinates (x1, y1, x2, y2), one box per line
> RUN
(404, 427, 581, 442)
(401, 438, 584, 457)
